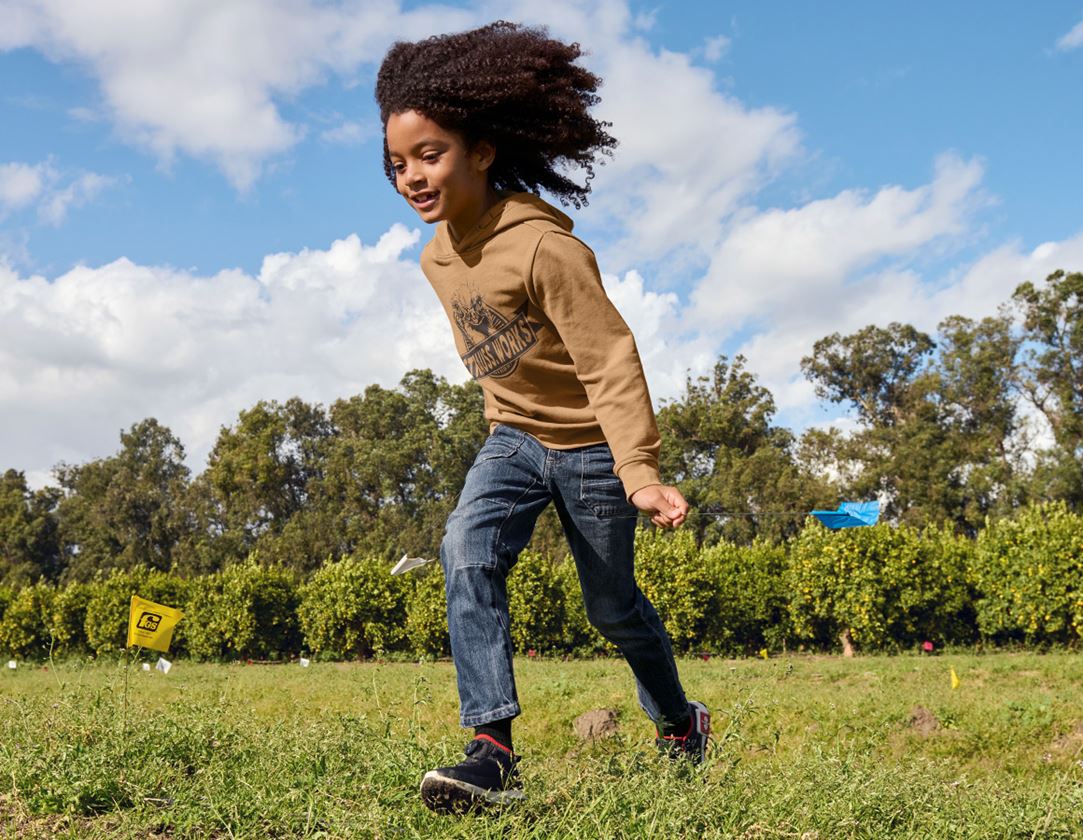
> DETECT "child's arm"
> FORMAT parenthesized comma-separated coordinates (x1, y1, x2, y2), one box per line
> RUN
(528, 230, 689, 527)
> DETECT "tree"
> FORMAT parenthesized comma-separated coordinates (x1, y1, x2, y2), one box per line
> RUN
(0, 470, 61, 586)
(57, 419, 190, 582)
(1012, 270, 1083, 504)
(657, 356, 832, 544)
(800, 318, 1023, 533)
(312, 370, 487, 565)
(172, 398, 331, 574)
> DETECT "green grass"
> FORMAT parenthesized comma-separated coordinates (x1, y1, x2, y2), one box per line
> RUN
(2, 652, 1082, 838)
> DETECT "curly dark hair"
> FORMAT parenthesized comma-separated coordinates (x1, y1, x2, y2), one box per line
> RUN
(375, 21, 616, 208)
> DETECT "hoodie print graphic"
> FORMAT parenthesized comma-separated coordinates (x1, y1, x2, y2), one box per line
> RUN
(451, 293, 542, 380)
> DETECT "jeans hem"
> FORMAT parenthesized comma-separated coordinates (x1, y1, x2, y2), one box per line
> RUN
(460, 701, 521, 728)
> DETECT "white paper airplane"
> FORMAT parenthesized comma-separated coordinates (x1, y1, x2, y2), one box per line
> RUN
(391, 553, 435, 575)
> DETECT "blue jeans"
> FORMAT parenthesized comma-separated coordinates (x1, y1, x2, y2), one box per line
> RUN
(440, 423, 689, 728)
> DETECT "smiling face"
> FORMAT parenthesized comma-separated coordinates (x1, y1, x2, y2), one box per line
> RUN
(385, 109, 497, 240)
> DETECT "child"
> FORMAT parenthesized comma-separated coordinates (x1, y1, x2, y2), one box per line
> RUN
(376, 21, 710, 813)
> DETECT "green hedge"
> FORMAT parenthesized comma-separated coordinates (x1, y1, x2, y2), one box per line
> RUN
(788, 520, 974, 651)
(2, 504, 1081, 660)
(297, 555, 407, 658)
(972, 502, 1083, 643)
(185, 561, 300, 660)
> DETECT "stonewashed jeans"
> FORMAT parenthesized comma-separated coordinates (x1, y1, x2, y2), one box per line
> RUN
(440, 423, 689, 728)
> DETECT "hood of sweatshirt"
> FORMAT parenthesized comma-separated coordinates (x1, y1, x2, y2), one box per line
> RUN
(427, 192, 574, 264)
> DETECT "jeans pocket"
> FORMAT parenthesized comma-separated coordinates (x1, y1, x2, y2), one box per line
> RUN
(580, 446, 636, 519)
(475, 426, 524, 462)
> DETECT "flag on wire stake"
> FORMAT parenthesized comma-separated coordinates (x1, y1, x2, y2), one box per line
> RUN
(299, 657, 311, 668)
(6, 660, 15, 670)
(128, 595, 183, 653)
(142, 663, 151, 672)
(122, 594, 183, 767)
(950, 668, 960, 690)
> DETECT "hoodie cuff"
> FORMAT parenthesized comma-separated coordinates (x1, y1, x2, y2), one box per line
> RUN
(617, 461, 663, 502)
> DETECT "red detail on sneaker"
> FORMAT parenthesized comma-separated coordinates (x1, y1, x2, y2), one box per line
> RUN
(473, 734, 513, 755)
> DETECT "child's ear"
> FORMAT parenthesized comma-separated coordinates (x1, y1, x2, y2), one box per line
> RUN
(473, 139, 496, 173)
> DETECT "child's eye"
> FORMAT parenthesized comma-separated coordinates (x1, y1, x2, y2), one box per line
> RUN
(423, 153, 441, 163)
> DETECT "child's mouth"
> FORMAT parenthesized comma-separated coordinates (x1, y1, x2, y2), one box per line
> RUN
(412, 191, 439, 211)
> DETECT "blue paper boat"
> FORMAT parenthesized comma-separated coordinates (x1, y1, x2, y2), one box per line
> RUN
(810, 500, 880, 530)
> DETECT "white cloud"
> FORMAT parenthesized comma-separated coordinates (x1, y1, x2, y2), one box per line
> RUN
(0, 162, 50, 214)
(0, 0, 477, 190)
(1055, 17, 1083, 51)
(0, 160, 116, 225)
(38, 172, 116, 226)
(0, 225, 469, 481)
(702, 34, 731, 62)
(691, 153, 987, 332)
(320, 120, 372, 145)
(667, 154, 1004, 413)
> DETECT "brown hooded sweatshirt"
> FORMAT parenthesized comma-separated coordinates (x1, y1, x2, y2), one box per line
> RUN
(420, 192, 662, 500)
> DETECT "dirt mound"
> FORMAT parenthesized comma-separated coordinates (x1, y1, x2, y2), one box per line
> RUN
(573, 708, 620, 740)
(908, 705, 940, 736)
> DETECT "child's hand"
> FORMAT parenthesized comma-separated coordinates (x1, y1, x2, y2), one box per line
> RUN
(629, 484, 689, 529)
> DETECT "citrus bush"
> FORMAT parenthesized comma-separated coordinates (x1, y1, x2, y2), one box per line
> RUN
(49, 582, 92, 655)
(634, 528, 716, 653)
(701, 539, 790, 653)
(404, 565, 449, 659)
(788, 520, 973, 651)
(0, 582, 55, 658)
(184, 560, 301, 660)
(972, 502, 1083, 643)
(297, 555, 407, 658)
(506, 550, 568, 654)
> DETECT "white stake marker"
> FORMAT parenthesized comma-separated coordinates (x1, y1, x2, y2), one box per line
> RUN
(156, 657, 172, 674)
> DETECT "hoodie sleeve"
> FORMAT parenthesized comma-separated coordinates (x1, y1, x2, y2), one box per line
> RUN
(527, 230, 662, 499)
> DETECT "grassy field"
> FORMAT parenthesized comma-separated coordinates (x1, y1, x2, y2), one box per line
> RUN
(2, 652, 1082, 838)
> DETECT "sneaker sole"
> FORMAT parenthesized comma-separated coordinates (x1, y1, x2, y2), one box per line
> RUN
(420, 770, 525, 813)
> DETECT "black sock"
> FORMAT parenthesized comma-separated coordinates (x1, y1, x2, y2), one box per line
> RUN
(660, 713, 691, 738)
(475, 718, 513, 752)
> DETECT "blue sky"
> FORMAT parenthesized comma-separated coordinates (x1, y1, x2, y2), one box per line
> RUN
(2, 1, 1082, 484)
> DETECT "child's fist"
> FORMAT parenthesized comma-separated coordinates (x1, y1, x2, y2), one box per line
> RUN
(629, 484, 689, 529)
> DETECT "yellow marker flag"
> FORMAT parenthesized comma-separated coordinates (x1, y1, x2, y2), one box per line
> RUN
(759, 648, 769, 659)
(127, 595, 183, 653)
(950, 667, 960, 690)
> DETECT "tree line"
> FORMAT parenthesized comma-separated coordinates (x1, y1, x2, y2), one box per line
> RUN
(1, 270, 1079, 588)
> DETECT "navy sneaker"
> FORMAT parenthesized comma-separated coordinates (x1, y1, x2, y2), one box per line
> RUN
(655, 701, 710, 764)
(420, 735, 525, 812)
